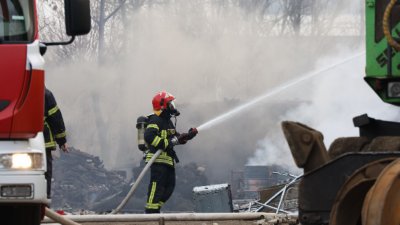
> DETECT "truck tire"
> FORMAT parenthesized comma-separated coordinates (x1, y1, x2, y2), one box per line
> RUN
(0, 204, 41, 225)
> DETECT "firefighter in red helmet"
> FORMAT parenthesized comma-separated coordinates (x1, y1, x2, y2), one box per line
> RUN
(144, 91, 197, 213)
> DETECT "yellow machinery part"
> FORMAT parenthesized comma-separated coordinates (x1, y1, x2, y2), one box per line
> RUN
(361, 158, 400, 225)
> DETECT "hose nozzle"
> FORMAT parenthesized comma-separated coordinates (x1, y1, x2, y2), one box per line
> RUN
(187, 128, 198, 140)
(189, 127, 198, 135)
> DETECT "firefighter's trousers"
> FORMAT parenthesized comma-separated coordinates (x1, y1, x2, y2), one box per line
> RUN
(44, 149, 53, 199)
(145, 163, 176, 213)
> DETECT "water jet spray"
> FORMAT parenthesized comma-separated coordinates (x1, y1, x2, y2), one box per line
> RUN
(196, 52, 365, 132)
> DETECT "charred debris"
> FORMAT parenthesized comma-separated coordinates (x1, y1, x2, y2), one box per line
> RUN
(51, 148, 296, 213)
(51, 148, 208, 213)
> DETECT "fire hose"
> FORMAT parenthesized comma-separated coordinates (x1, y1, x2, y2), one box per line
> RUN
(45, 207, 81, 225)
(111, 127, 198, 214)
(110, 149, 162, 214)
(41, 150, 157, 224)
(43, 152, 168, 224)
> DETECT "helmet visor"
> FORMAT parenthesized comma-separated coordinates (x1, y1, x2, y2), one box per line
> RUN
(168, 100, 180, 116)
(168, 100, 176, 111)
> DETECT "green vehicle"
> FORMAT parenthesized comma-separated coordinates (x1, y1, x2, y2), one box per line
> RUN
(365, 0, 400, 104)
(283, 1, 400, 224)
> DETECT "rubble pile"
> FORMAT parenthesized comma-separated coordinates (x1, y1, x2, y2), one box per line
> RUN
(51, 148, 209, 213)
(51, 148, 129, 212)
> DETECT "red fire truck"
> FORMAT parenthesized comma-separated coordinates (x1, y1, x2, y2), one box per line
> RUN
(0, 0, 90, 224)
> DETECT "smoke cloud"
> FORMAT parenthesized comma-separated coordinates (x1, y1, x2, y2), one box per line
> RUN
(246, 52, 399, 170)
(43, 1, 394, 182)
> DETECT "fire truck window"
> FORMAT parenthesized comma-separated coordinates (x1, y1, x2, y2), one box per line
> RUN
(0, 0, 33, 42)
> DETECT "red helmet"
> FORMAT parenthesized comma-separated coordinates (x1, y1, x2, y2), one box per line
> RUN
(152, 91, 176, 111)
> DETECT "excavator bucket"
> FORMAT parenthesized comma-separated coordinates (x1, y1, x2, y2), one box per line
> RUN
(281, 120, 400, 225)
(281, 121, 329, 173)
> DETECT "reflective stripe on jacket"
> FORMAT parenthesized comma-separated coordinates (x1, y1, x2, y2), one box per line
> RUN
(44, 88, 67, 150)
(144, 114, 177, 167)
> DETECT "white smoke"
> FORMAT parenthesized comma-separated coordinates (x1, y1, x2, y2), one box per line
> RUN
(247, 50, 399, 168)
(43, 1, 389, 182)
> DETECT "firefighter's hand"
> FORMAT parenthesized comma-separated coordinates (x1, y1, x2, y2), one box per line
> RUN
(170, 135, 187, 146)
(178, 133, 189, 144)
(60, 143, 69, 153)
(187, 128, 198, 140)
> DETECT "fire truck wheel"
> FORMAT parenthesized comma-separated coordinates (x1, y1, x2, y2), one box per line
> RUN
(0, 204, 41, 225)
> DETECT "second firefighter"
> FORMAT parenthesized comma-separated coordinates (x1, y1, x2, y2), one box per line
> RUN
(44, 88, 68, 199)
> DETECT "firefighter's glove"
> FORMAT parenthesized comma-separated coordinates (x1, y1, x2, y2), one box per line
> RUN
(177, 133, 189, 145)
(176, 128, 198, 145)
(187, 128, 198, 140)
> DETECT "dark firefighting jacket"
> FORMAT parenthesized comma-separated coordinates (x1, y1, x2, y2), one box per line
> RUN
(44, 89, 66, 150)
(144, 113, 179, 167)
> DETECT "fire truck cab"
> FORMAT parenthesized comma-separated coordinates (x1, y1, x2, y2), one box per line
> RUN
(0, 0, 90, 224)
